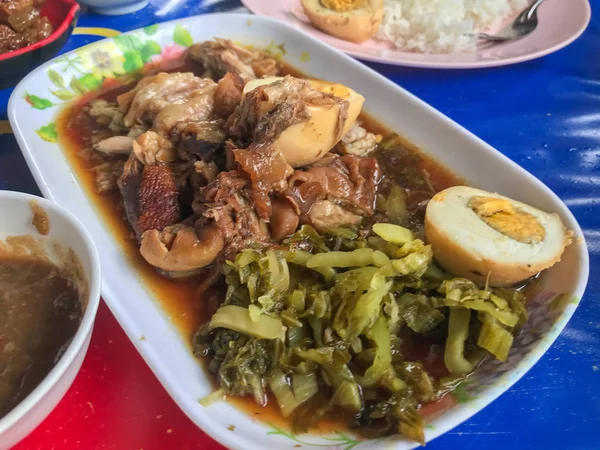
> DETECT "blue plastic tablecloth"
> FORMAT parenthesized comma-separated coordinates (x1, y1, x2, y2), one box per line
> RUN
(0, 1, 597, 449)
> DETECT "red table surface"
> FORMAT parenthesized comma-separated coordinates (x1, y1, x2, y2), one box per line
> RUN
(14, 301, 225, 450)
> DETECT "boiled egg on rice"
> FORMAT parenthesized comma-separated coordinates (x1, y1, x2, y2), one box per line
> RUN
(301, 0, 384, 44)
(243, 76, 364, 167)
(424, 186, 573, 287)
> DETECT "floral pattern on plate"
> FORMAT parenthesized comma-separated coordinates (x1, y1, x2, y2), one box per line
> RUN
(26, 24, 194, 143)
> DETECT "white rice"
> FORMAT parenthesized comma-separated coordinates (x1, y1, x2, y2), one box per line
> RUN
(376, 0, 530, 53)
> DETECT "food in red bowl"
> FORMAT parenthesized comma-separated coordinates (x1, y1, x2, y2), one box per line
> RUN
(0, 0, 79, 89)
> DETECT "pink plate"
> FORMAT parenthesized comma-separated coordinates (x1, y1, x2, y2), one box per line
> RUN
(241, 0, 591, 68)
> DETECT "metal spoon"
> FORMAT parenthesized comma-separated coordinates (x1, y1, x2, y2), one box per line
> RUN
(478, 0, 547, 42)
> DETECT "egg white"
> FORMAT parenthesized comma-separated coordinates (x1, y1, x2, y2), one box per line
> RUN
(243, 76, 364, 167)
(424, 186, 571, 286)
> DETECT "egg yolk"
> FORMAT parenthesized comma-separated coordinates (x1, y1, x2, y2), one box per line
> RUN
(468, 196, 546, 244)
(320, 0, 365, 12)
(310, 80, 352, 99)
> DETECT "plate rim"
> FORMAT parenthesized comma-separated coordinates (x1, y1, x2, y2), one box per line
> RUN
(240, 0, 592, 69)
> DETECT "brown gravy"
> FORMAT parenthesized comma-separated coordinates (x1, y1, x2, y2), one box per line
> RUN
(0, 254, 82, 418)
(30, 200, 50, 235)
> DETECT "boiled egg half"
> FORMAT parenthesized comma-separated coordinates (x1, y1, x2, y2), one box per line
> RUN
(424, 186, 573, 287)
(243, 76, 364, 167)
(301, 0, 384, 44)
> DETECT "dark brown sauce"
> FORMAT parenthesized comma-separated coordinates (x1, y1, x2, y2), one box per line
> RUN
(227, 392, 350, 433)
(0, 255, 82, 418)
(57, 107, 205, 343)
(56, 58, 464, 427)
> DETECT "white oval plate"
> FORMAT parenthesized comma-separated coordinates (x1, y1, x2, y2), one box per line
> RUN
(8, 13, 589, 450)
(241, 0, 591, 69)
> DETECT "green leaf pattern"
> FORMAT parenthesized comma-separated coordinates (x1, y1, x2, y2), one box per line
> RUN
(141, 40, 161, 63)
(267, 424, 366, 450)
(26, 23, 204, 147)
(144, 24, 158, 35)
(36, 123, 58, 143)
(48, 69, 66, 89)
(26, 24, 207, 113)
(78, 73, 103, 91)
(25, 94, 54, 110)
(51, 89, 76, 101)
(173, 24, 193, 47)
(69, 77, 87, 94)
(123, 51, 144, 73)
(114, 34, 144, 53)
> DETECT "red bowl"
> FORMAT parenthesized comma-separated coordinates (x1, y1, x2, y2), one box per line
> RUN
(0, 0, 80, 89)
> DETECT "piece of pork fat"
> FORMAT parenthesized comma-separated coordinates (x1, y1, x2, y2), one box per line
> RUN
(152, 80, 217, 134)
(139, 221, 224, 277)
(306, 200, 362, 232)
(132, 130, 177, 165)
(119, 73, 226, 168)
(284, 154, 382, 230)
(232, 142, 293, 219)
(270, 196, 300, 241)
(119, 154, 224, 276)
(118, 153, 181, 238)
(88, 98, 136, 156)
(187, 38, 279, 80)
(213, 72, 245, 118)
(189, 142, 296, 250)
(194, 160, 219, 183)
(93, 135, 135, 155)
(132, 73, 243, 165)
(94, 160, 126, 193)
(88, 99, 127, 132)
(117, 72, 213, 127)
(194, 170, 270, 260)
(336, 123, 379, 157)
(92, 127, 148, 158)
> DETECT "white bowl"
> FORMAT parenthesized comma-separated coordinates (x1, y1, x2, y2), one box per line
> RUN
(0, 191, 101, 450)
